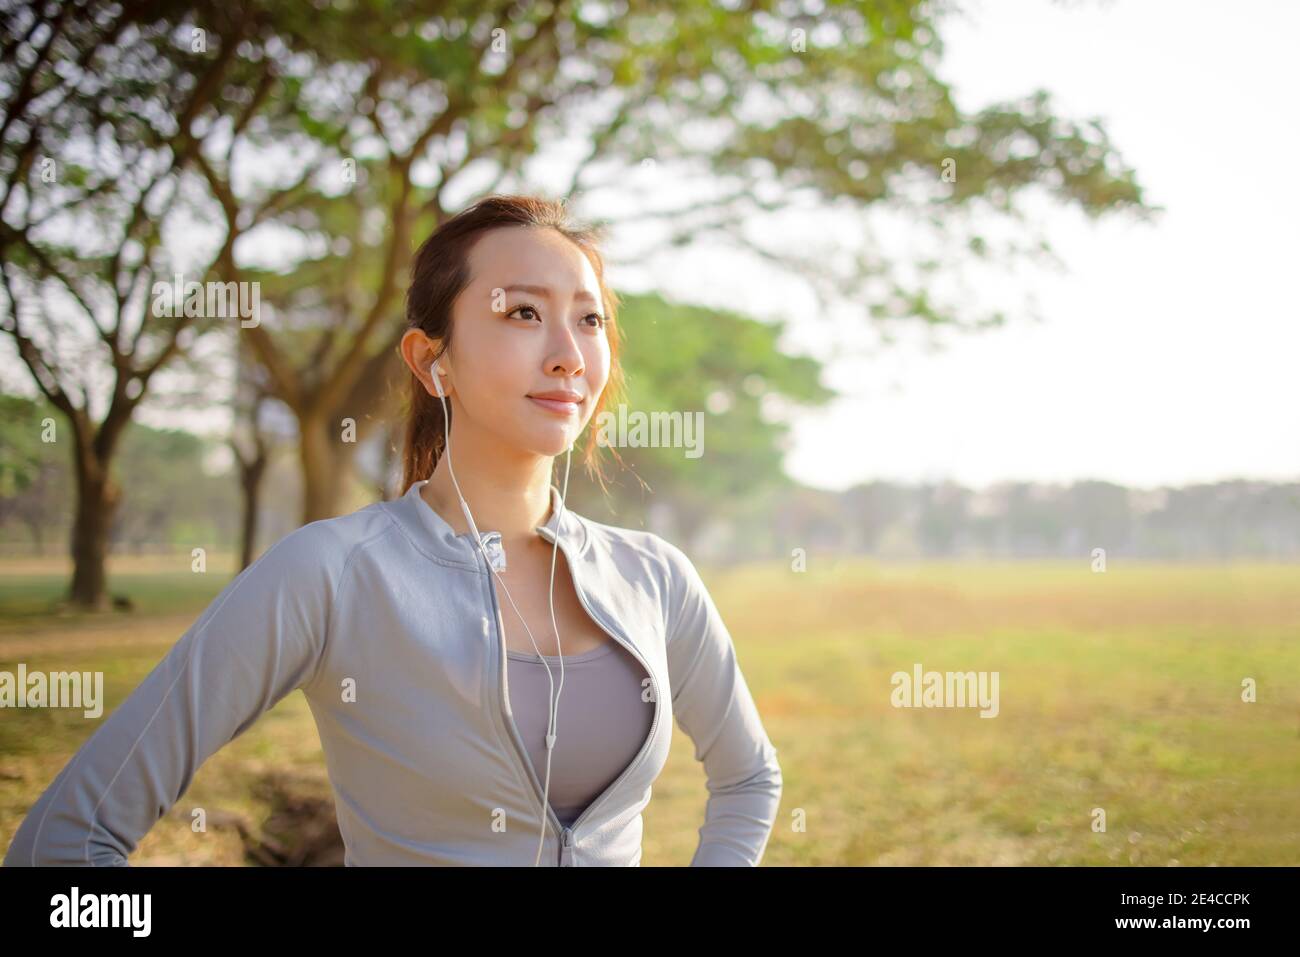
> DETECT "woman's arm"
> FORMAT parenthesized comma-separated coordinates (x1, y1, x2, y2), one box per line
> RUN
(660, 539, 783, 866)
(2, 523, 337, 866)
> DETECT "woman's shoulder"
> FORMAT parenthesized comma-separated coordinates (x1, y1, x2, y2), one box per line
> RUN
(578, 515, 700, 587)
(251, 499, 399, 582)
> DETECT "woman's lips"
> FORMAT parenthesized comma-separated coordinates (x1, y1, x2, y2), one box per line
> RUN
(528, 395, 581, 415)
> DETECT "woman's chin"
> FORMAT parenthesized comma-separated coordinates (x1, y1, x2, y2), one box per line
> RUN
(518, 429, 579, 458)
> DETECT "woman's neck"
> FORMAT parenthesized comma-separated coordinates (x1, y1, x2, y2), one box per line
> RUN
(420, 459, 555, 542)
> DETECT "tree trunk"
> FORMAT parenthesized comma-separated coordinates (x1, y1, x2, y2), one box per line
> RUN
(239, 447, 268, 571)
(68, 466, 120, 610)
(298, 416, 354, 524)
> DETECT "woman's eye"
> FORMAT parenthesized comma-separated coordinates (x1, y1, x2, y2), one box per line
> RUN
(510, 304, 603, 328)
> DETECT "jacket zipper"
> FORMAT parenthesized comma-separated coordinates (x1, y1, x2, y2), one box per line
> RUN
(478, 525, 663, 866)
(534, 525, 663, 848)
(560, 826, 574, 866)
(480, 551, 570, 864)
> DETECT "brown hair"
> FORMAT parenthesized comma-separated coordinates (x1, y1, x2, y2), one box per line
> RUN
(399, 194, 627, 498)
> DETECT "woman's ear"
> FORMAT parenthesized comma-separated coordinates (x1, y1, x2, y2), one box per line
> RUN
(400, 329, 450, 398)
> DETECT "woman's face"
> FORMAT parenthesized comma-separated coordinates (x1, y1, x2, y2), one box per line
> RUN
(439, 225, 610, 459)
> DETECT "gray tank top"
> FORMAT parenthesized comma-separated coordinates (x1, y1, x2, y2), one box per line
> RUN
(506, 640, 655, 828)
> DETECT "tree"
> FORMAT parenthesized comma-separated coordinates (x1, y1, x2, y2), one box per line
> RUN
(228, 339, 277, 571)
(577, 290, 831, 552)
(0, 0, 291, 607)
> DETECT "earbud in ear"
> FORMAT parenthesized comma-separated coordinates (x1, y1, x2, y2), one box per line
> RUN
(430, 360, 446, 398)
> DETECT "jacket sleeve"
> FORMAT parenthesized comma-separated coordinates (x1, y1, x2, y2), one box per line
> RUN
(660, 538, 783, 866)
(3, 523, 336, 867)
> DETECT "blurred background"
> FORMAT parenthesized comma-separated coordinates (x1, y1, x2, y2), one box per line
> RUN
(2, 0, 1297, 865)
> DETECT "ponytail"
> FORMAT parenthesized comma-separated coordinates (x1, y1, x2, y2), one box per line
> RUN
(400, 359, 449, 495)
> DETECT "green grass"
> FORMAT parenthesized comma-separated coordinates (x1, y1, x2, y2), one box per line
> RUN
(2, 556, 1298, 865)
(0, 553, 241, 634)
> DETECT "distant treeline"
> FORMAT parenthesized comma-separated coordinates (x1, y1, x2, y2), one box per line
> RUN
(705, 479, 1300, 563)
(4, 390, 1297, 561)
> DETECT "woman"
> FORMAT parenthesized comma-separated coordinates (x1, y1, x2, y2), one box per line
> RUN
(3, 194, 783, 867)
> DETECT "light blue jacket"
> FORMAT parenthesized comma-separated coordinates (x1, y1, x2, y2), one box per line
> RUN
(4, 479, 783, 866)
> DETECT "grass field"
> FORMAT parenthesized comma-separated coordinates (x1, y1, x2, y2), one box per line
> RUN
(2, 554, 1297, 865)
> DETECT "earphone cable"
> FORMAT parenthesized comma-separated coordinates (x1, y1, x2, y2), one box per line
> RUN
(431, 361, 572, 867)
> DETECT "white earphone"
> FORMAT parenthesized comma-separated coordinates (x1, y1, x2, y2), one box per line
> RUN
(429, 357, 573, 866)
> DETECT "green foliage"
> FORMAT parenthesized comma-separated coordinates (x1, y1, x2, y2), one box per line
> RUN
(578, 291, 834, 530)
(0, 394, 238, 552)
(0, 395, 53, 499)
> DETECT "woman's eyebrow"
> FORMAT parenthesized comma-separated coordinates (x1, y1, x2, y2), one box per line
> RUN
(502, 283, 598, 304)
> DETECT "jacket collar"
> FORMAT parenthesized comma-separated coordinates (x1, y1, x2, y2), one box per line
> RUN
(387, 478, 590, 569)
